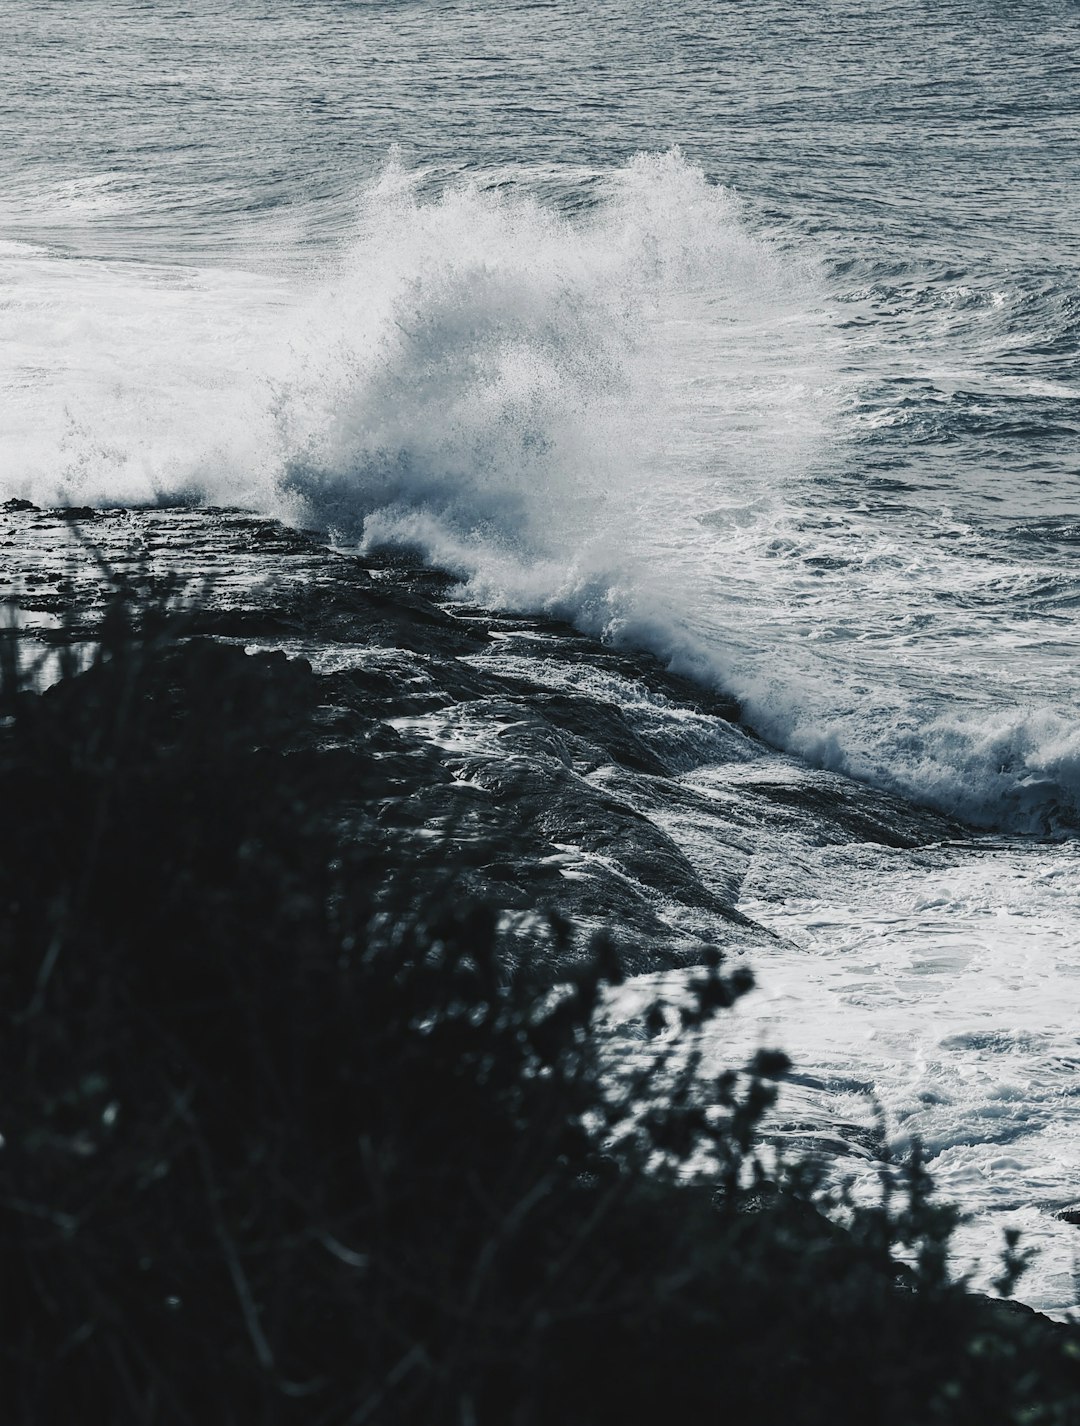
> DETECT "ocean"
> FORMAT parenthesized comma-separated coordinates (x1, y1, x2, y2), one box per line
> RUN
(2, 0, 1079, 1313)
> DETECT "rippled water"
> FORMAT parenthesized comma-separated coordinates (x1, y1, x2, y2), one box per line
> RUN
(2, 0, 1079, 1311)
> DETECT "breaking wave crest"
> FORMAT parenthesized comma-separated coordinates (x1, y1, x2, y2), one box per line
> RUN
(5, 150, 1079, 833)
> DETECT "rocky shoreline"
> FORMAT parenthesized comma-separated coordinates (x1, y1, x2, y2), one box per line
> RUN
(2, 500, 966, 977)
(7, 499, 1080, 1419)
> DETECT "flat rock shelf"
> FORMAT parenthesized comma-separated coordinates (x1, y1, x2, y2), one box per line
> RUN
(1, 501, 965, 979)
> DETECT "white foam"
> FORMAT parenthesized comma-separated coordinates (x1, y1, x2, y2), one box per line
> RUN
(4, 152, 1079, 831)
(728, 839, 1080, 1317)
(0, 246, 294, 510)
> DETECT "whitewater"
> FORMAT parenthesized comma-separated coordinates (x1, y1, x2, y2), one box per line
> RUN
(2, 0, 1079, 1312)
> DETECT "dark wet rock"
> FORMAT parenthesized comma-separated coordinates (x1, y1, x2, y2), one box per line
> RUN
(501, 688, 673, 777)
(276, 579, 490, 658)
(451, 752, 755, 945)
(495, 719, 575, 768)
(734, 775, 964, 849)
(2, 497, 39, 512)
(53, 505, 101, 521)
(583, 766, 754, 908)
(0, 503, 971, 973)
(184, 609, 299, 639)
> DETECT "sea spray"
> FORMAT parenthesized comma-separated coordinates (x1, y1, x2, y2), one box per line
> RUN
(5, 152, 1079, 832)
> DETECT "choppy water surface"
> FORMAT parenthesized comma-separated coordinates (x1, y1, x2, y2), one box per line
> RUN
(2, 0, 1078, 1310)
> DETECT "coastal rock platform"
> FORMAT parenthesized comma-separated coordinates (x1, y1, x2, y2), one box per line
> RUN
(2, 502, 966, 975)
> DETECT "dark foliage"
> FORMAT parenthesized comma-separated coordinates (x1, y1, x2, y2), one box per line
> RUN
(2, 595, 1080, 1425)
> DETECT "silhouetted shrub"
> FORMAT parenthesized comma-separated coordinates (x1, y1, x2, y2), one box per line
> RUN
(2, 593, 1079, 1425)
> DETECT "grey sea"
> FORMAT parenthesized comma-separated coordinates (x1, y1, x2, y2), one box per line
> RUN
(2, 0, 1079, 1313)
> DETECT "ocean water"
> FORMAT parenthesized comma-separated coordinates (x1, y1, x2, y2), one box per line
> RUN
(3, 0, 1079, 1310)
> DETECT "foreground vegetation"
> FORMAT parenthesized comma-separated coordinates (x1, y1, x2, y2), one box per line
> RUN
(2, 590, 1079, 1424)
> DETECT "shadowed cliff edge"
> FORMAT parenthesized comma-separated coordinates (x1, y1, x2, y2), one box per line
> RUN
(3, 502, 1077, 1425)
